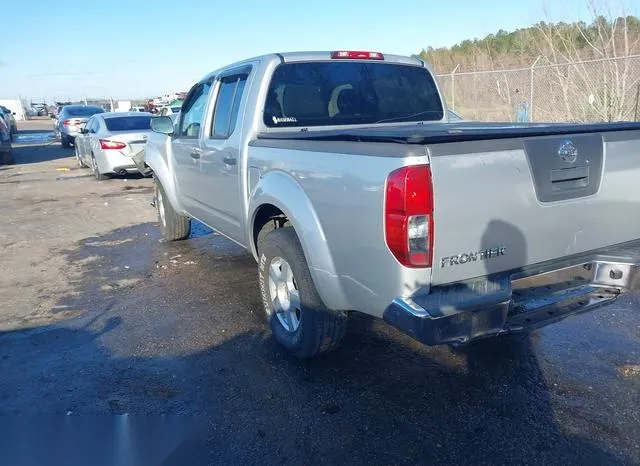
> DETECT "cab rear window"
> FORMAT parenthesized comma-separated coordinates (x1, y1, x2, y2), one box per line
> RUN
(264, 61, 444, 128)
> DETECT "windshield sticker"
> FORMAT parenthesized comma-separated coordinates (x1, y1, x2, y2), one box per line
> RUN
(272, 116, 297, 124)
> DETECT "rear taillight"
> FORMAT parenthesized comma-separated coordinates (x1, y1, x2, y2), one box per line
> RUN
(62, 119, 71, 126)
(384, 165, 434, 268)
(331, 51, 384, 60)
(99, 139, 126, 150)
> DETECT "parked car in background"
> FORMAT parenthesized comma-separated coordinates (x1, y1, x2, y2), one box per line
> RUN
(55, 105, 105, 148)
(131, 112, 179, 177)
(130, 106, 146, 112)
(157, 105, 181, 117)
(75, 112, 154, 180)
(148, 50, 640, 358)
(0, 106, 17, 137)
(30, 103, 47, 116)
(0, 116, 13, 164)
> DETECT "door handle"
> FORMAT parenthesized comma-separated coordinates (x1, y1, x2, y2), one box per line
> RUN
(223, 156, 237, 166)
(190, 148, 202, 159)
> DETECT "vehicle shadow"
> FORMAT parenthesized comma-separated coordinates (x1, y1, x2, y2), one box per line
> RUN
(15, 128, 55, 135)
(0, 221, 630, 465)
(9, 142, 74, 165)
(104, 172, 147, 181)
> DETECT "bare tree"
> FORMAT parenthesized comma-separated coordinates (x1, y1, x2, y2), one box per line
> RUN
(536, 0, 640, 122)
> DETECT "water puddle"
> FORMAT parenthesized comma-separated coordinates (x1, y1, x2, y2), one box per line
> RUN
(190, 220, 214, 238)
(15, 132, 56, 144)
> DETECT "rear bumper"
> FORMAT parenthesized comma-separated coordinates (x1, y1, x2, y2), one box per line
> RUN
(99, 151, 137, 174)
(383, 242, 640, 345)
(60, 127, 81, 137)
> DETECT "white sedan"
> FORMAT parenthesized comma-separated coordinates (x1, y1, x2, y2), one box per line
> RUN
(74, 112, 154, 180)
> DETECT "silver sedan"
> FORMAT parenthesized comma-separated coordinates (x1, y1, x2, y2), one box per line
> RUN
(75, 112, 154, 180)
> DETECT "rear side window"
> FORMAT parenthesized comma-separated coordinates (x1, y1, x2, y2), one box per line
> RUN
(264, 61, 443, 128)
(104, 116, 152, 131)
(211, 74, 248, 138)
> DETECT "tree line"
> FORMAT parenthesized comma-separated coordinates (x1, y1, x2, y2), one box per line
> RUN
(417, 15, 640, 73)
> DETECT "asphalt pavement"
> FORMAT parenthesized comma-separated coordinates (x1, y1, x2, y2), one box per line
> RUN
(1, 119, 639, 465)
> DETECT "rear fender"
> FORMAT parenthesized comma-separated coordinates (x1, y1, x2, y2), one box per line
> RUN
(144, 139, 186, 215)
(248, 171, 350, 311)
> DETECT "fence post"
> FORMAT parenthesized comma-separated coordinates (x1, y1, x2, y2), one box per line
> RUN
(450, 64, 460, 111)
(530, 56, 541, 122)
(634, 83, 640, 122)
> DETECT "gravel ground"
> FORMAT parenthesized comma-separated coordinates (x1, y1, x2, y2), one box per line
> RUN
(1, 119, 639, 465)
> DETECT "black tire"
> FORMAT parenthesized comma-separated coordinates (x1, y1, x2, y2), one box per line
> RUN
(91, 154, 109, 180)
(1, 150, 13, 165)
(258, 227, 347, 358)
(61, 134, 71, 148)
(155, 177, 190, 241)
(75, 145, 87, 168)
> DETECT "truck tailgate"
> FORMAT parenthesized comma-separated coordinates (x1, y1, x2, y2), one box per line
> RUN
(428, 130, 640, 286)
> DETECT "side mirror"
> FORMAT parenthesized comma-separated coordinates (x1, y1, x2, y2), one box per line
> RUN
(78, 124, 87, 134)
(151, 116, 174, 135)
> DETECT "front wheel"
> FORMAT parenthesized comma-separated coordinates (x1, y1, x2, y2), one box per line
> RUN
(155, 177, 190, 241)
(258, 227, 347, 358)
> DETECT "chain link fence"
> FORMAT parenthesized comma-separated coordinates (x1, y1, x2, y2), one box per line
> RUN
(437, 55, 640, 123)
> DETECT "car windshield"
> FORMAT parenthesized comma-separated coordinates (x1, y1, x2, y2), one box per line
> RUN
(264, 61, 444, 128)
(104, 115, 152, 131)
(64, 106, 104, 117)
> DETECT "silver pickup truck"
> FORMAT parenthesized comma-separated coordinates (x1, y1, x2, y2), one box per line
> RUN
(145, 50, 640, 358)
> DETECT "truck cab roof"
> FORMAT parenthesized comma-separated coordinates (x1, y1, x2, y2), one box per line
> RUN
(199, 51, 427, 84)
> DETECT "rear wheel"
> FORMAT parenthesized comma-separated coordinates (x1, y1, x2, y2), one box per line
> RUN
(75, 145, 87, 168)
(1, 149, 13, 165)
(258, 227, 347, 358)
(91, 154, 108, 180)
(60, 134, 71, 148)
(155, 177, 190, 241)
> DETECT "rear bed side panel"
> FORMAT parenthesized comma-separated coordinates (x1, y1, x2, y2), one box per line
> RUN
(247, 141, 430, 318)
(248, 170, 351, 311)
(428, 130, 640, 286)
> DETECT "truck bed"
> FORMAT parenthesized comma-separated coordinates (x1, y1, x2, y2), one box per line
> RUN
(257, 121, 640, 286)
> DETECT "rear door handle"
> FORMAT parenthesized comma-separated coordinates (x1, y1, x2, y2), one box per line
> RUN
(190, 148, 202, 159)
(223, 156, 237, 166)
